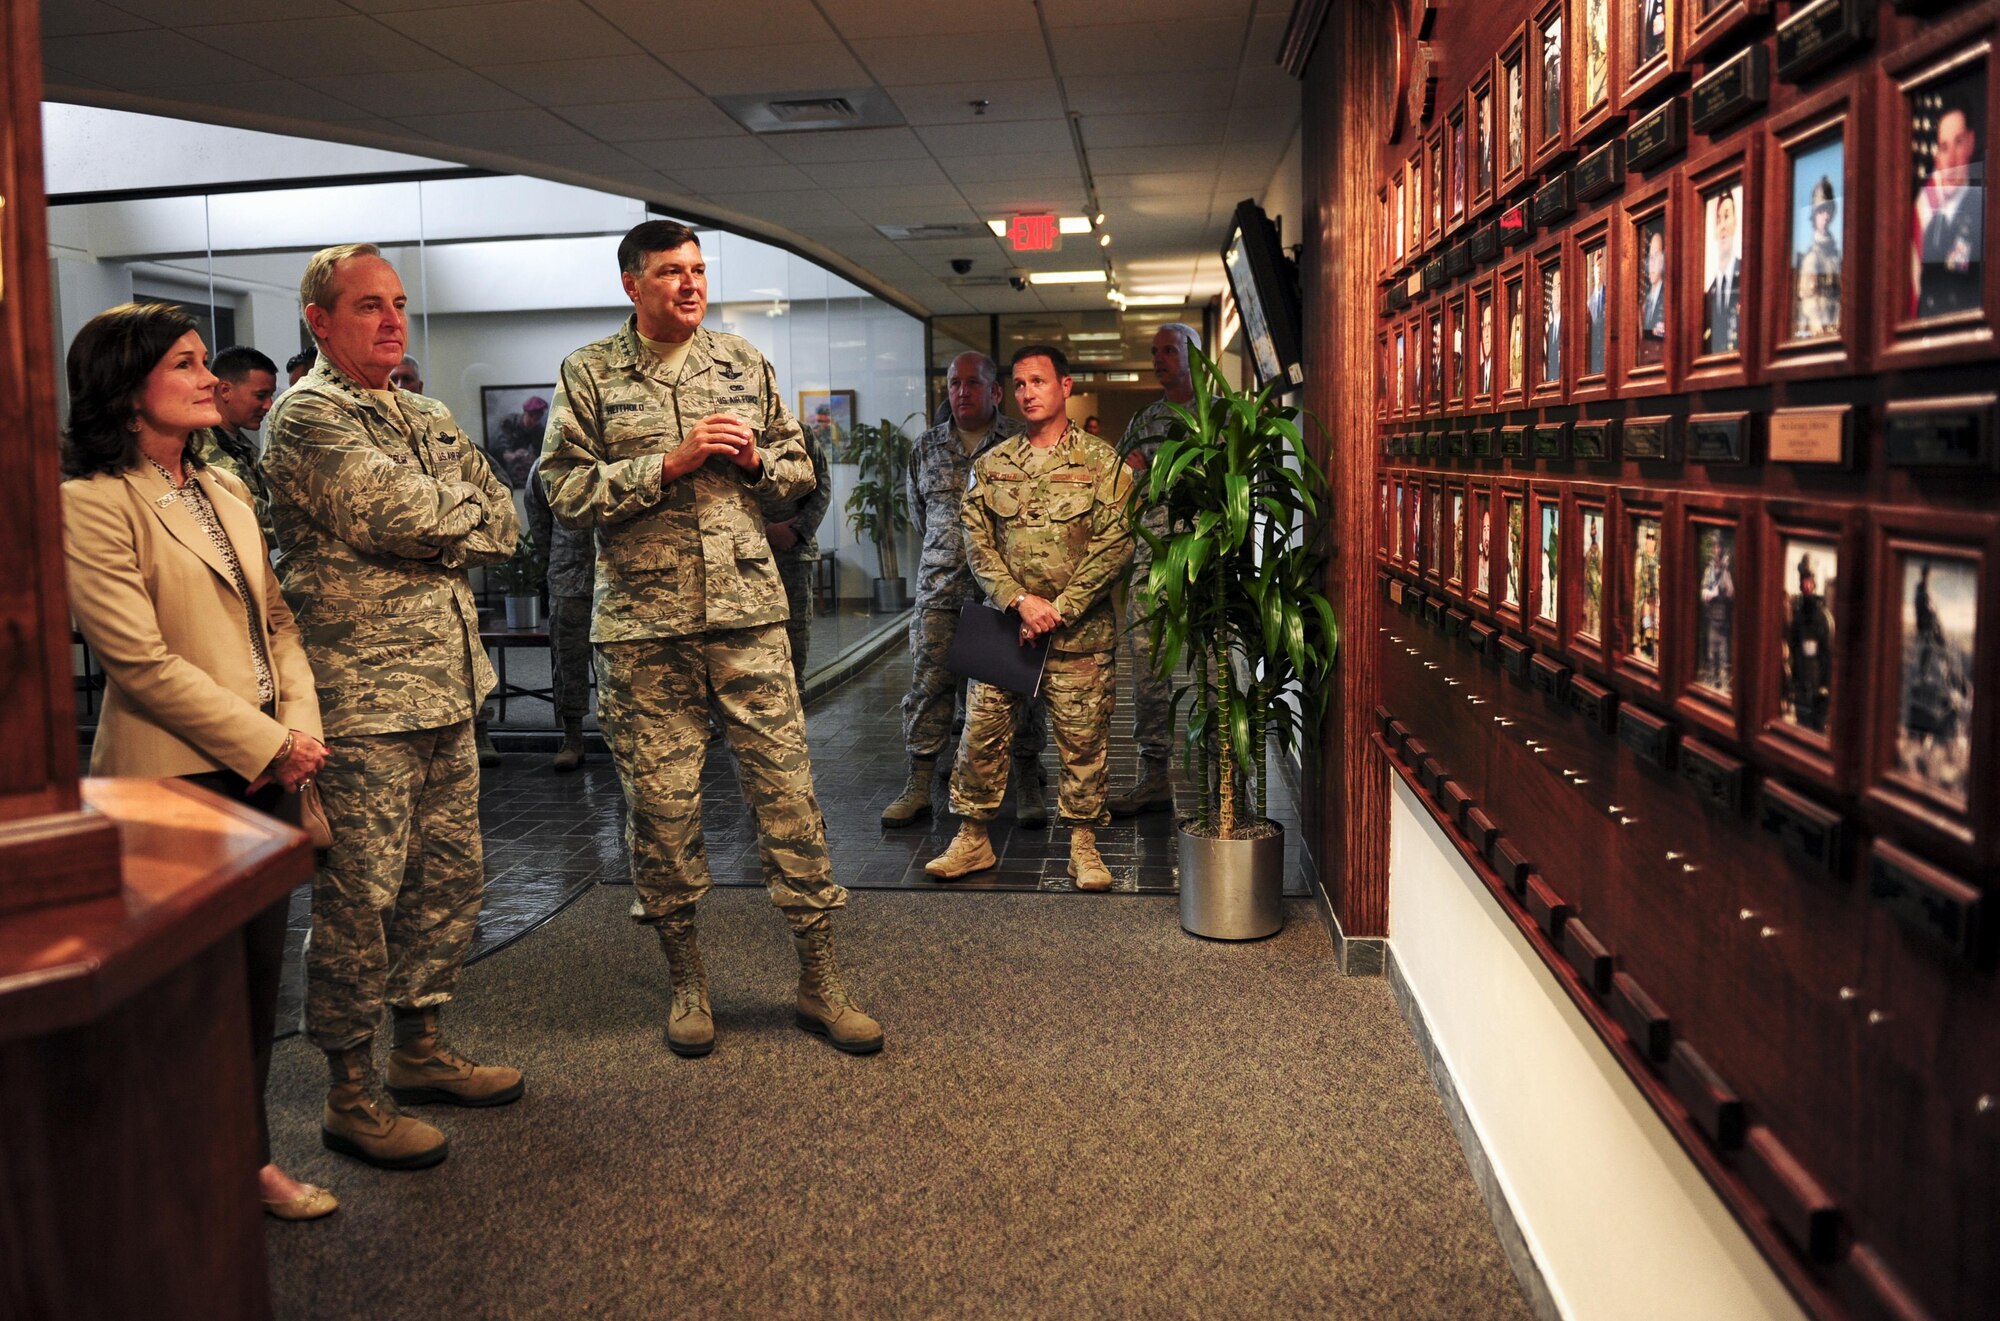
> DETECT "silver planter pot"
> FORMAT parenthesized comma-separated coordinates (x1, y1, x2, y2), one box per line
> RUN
(872, 576, 910, 613)
(1177, 820, 1285, 940)
(503, 594, 543, 630)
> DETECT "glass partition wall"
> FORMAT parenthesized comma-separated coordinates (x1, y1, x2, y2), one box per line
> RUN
(47, 109, 924, 727)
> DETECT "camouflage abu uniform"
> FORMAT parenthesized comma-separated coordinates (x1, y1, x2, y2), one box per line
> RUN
(525, 455, 598, 723)
(950, 425, 1133, 825)
(759, 421, 831, 688)
(539, 317, 844, 929)
(1116, 398, 1184, 761)
(905, 411, 1046, 763)
(263, 355, 519, 1054)
(195, 423, 273, 542)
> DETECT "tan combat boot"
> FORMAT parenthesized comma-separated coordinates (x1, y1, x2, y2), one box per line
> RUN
(793, 922, 884, 1054)
(924, 820, 996, 879)
(322, 1048, 449, 1170)
(385, 1009, 525, 1108)
(1069, 827, 1115, 891)
(1108, 754, 1174, 816)
(656, 918, 714, 1057)
(552, 717, 585, 772)
(1014, 759, 1049, 829)
(880, 756, 935, 828)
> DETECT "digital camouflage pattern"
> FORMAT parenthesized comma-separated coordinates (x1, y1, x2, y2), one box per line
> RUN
(950, 653, 1116, 826)
(1118, 398, 1185, 760)
(960, 425, 1135, 654)
(306, 720, 485, 1053)
(776, 555, 816, 687)
(264, 357, 518, 737)
(547, 593, 594, 720)
(908, 411, 1024, 609)
(525, 456, 598, 719)
(196, 424, 273, 540)
(525, 455, 597, 600)
(902, 605, 1047, 761)
(539, 319, 817, 644)
(763, 423, 832, 684)
(595, 625, 845, 927)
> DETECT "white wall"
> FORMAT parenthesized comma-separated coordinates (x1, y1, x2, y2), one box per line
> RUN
(1387, 778, 1810, 1321)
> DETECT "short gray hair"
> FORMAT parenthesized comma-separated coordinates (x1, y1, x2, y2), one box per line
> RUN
(1159, 321, 1202, 353)
(949, 350, 998, 383)
(300, 243, 383, 318)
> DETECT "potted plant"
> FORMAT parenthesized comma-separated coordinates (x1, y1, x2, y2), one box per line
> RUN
(839, 414, 917, 613)
(1137, 351, 1339, 940)
(493, 521, 543, 631)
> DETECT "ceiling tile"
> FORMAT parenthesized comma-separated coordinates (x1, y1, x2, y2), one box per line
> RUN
(554, 97, 745, 142)
(914, 117, 1073, 159)
(833, 186, 975, 222)
(1083, 111, 1227, 151)
(1241, 12, 1292, 66)
(41, 0, 155, 37)
(939, 151, 1080, 185)
(621, 135, 783, 170)
(816, 0, 1039, 39)
(851, 31, 1050, 84)
(183, 78, 382, 123)
(301, 67, 527, 117)
(1233, 62, 1299, 108)
(655, 42, 869, 96)
(799, 157, 951, 190)
(474, 55, 695, 107)
(42, 29, 262, 85)
(394, 106, 599, 148)
(186, 16, 455, 77)
(1098, 170, 1218, 199)
(885, 78, 1064, 125)
(588, 0, 837, 49)
(513, 141, 655, 176)
(114, 0, 348, 23)
(1092, 144, 1223, 176)
(672, 162, 819, 193)
(1053, 19, 1246, 77)
(377, 1, 640, 66)
(1064, 71, 1232, 116)
(1041, 0, 1252, 23)
(1225, 100, 1301, 144)
(765, 127, 932, 165)
(955, 179, 1087, 212)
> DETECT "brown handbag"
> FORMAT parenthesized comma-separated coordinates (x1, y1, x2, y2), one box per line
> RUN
(296, 782, 334, 849)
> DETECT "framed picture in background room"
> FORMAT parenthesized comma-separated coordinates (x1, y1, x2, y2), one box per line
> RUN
(481, 384, 556, 488)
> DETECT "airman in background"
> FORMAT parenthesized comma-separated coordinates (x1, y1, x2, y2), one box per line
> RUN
(761, 413, 831, 689)
(194, 344, 280, 540)
(525, 452, 599, 769)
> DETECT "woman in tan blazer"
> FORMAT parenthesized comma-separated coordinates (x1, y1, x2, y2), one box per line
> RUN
(61, 302, 338, 1222)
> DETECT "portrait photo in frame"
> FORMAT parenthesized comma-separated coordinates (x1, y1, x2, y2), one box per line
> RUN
(1572, 214, 1618, 401)
(1764, 77, 1871, 381)
(1499, 256, 1531, 408)
(1878, 19, 1998, 370)
(1529, 482, 1567, 648)
(1393, 320, 1410, 418)
(1427, 303, 1447, 413)
(798, 389, 855, 454)
(1532, 0, 1575, 171)
(1614, 486, 1676, 702)
(1754, 500, 1863, 792)
(1469, 479, 1497, 610)
(1529, 239, 1569, 404)
(1428, 126, 1448, 250)
(1379, 474, 1393, 561)
(480, 384, 557, 488)
(1684, 0, 1768, 66)
(1411, 477, 1431, 578)
(1685, 137, 1761, 389)
(1448, 102, 1470, 233)
(1498, 25, 1534, 196)
(1497, 477, 1530, 629)
(1392, 475, 1409, 565)
(1392, 172, 1409, 268)
(1573, 0, 1621, 139)
(1570, 482, 1614, 673)
(1446, 291, 1468, 412)
(1621, 172, 1681, 396)
(1427, 478, 1449, 584)
(1471, 275, 1500, 409)
(1471, 71, 1500, 216)
(1675, 493, 1753, 744)
(1623, 0, 1680, 107)
(1447, 480, 1469, 594)
(1409, 153, 1427, 257)
(1863, 508, 2000, 862)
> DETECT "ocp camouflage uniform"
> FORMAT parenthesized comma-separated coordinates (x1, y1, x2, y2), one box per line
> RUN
(906, 411, 1046, 763)
(196, 424, 274, 543)
(263, 356, 519, 1053)
(951, 425, 1133, 825)
(1116, 398, 1184, 761)
(525, 455, 597, 723)
(540, 317, 844, 929)
(760, 420, 831, 688)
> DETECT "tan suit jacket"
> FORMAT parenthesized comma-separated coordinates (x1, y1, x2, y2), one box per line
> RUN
(62, 463, 322, 780)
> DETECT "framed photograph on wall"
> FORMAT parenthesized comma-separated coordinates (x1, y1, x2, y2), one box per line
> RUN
(1379, 474, 1393, 561)
(1764, 76, 1871, 381)
(1446, 291, 1469, 412)
(1447, 480, 1469, 595)
(1470, 275, 1500, 410)
(1684, 0, 1768, 66)
(1392, 172, 1409, 268)
(1471, 71, 1500, 216)
(1427, 478, 1449, 584)
(1573, 0, 1620, 139)
(1469, 479, 1498, 611)
(798, 389, 856, 453)
(1614, 486, 1675, 702)
(1411, 477, 1431, 578)
(1497, 478, 1530, 630)
(1499, 256, 1531, 408)
(1498, 25, 1534, 197)
(1755, 500, 1863, 792)
(1532, 0, 1574, 172)
(1409, 153, 1426, 258)
(1621, 172, 1681, 396)
(1409, 311, 1429, 417)
(1392, 321, 1410, 418)
(1685, 137, 1760, 389)
(1675, 493, 1753, 744)
(1572, 214, 1618, 401)
(1529, 482, 1567, 649)
(1427, 304, 1447, 413)
(1622, 0, 1679, 107)
(1529, 239, 1569, 404)
(1448, 102, 1470, 233)
(480, 384, 557, 488)
(1392, 475, 1409, 565)
(1877, 18, 1998, 370)
(1377, 331, 1392, 421)
(1428, 126, 1448, 249)
(1570, 482, 1614, 673)
(1863, 509, 2000, 861)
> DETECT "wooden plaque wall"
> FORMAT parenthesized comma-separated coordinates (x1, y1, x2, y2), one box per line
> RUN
(1370, 0, 1999, 1317)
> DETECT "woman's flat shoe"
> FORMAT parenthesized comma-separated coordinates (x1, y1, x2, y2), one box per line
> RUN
(262, 1184, 339, 1221)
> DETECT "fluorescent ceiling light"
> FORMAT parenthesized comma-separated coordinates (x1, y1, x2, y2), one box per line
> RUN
(1058, 216, 1092, 234)
(1120, 294, 1188, 306)
(987, 219, 1008, 236)
(1067, 332, 1123, 341)
(1028, 270, 1108, 285)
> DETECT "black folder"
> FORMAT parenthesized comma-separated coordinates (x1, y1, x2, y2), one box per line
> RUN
(944, 603, 1051, 697)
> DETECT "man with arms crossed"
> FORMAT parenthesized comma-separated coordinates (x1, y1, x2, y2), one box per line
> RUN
(265, 244, 525, 1170)
(541, 221, 881, 1057)
(925, 345, 1134, 889)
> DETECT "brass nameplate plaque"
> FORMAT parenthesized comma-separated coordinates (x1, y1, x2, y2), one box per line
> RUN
(1626, 98, 1686, 171)
(1687, 412, 1750, 464)
(1448, 429, 1469, 457)
(1680, 737, 1746, 813)
(1758, 781, 1845, 877)
(1622, 416, 1676, 460)
(1571, 420, 1612, 459)
(1691, 46, 1770, 135)
(1869, 840, 1987, 965)
(1446, 239, 1472, 278)
(1618, 706, 1677, 769)
(1768, 406, 1851, 466)
(1532, 171, 1575, 227)
(1500, 425, 1528, 457)
(1574, 140, 1627, 201)
(1777, 0, 1873, 83)
(1424, 255, 1447, 289)
(1470, 427, 1496, 458)
(1470, 221, 1501, 263)
(1884, 395, 1996, 470)
(1499, 201, 1535, 246)
(1533, 422, 1570, 458)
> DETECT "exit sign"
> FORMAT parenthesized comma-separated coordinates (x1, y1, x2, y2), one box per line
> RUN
(1008, 213, 1062, 252)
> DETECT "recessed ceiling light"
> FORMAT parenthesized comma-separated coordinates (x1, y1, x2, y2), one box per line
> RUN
(1119, 294, 1188, 306)
(1027, 270, 1108, 285)
(1067, 332, 1123, 341)
(1098, 233, 1111, 247)
(1058, 216, 1092, 234)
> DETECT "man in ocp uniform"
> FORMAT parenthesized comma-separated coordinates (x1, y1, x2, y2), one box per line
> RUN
(194, 344, 279, 538)
(925, 345, 1133, 890)
(265, 243, 525, 1172)
(541, 220, 881, 1059)
(761, 417, 831, 689)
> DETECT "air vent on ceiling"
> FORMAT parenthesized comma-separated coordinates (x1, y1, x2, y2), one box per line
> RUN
(877, 222, 992, 241)
(714, 88, 906, 135)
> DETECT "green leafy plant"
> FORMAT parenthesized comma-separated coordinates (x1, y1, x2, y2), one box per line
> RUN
(839, 414, 919, 581)
(491, 521, 542, 596)
(1137, 351, 1340, 838)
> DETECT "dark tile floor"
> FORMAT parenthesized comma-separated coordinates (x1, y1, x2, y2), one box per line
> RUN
(271, 631, 1310, 1032)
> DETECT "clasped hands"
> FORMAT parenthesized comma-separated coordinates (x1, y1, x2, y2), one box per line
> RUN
(248, 730, 330, 795)
(664, 413, 763, 480)
(1014, 592, 1063, 644)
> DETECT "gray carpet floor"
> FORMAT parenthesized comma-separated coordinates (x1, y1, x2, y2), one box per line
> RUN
(262, 886, 1531, 1320)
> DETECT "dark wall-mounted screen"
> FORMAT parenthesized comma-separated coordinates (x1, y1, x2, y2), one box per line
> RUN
(1223, 198, 1305, 389)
